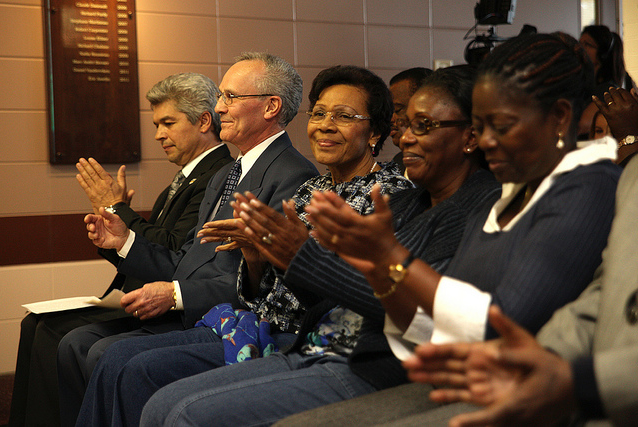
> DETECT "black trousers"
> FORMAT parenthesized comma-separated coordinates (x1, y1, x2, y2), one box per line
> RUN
(9, 308, 130, 427)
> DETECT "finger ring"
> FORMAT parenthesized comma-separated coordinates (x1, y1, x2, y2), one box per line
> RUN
(608, 101, 613, 106)
(225, 237, 232, 243)
(262, 233, 274, 245)
(134, 310, 138, 317)
(331, 234, 339, 244)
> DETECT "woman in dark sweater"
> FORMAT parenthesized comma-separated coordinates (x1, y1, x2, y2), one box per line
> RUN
(138, 66, 501, 426)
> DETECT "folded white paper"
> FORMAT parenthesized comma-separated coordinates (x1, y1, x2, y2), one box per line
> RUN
(22, 289, 125, 314)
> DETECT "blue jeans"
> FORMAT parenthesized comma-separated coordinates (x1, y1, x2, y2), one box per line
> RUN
(77, 327, 297, 427)
(140, 352, 378, 427)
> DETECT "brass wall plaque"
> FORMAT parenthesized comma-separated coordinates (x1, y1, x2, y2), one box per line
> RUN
(44, 0, 140, 164)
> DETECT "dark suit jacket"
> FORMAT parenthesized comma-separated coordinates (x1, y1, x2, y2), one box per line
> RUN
(118, 132, 319, 329)
(100, 145, 234, 294)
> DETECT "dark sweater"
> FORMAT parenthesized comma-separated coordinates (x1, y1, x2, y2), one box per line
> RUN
(284, 169, 501, 390)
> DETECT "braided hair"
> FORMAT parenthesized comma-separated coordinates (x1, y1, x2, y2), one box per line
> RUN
(478, 32, 595, 136)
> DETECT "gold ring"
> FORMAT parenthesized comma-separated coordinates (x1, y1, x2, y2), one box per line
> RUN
(262, 233, 274, 245)
(608, 101, 613, 106)
(134, 310, 138, 317)
(330, 234, 339, 245)
(225, 237, 232, 243)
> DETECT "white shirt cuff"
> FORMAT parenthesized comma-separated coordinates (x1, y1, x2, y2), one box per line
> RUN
(384, 308, 434, 361)
(173, 280, 184, 310)
(117, 230, 136, 258)
(431, 276, 492, 344)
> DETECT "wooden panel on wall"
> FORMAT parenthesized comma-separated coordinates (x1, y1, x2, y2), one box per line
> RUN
(44, 0, 141, 164)
(0, 211, 150, 267)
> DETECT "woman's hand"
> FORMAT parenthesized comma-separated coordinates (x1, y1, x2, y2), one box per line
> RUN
(233, 191, 310, 270)
(196, 217, 252, 252)
(593, 87, 638, 140)
(305, 184, 399, 276)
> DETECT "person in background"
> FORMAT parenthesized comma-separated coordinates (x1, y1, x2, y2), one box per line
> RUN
(589, 109, 611, 140)
(578, 25, 634, 139)
(593, 86, 638, 167)
(56, 52, 318, 426)
(8, 72, 233, 427)
(389, 67, 433, 174)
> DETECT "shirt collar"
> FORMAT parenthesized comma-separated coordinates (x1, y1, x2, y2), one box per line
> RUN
(181, 144, 227, 179)
(485, 136, 617, 232)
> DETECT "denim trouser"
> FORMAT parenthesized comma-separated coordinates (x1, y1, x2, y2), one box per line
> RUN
(77, 327, 297, 427)
(140, 351, 379, 427)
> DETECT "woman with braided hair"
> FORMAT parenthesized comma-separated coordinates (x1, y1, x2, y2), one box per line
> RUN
(273, 32, 623, 425)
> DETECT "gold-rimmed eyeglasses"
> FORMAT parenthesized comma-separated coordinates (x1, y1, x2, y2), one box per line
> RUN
(306, 110, 371, 126)
(216, 91, 274, 105)
(396, 117, 471, 136)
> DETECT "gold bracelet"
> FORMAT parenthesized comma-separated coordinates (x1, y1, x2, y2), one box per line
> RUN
(373, 282, 398, 299)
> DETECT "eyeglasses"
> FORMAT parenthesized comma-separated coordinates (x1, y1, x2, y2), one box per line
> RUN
(216, 91, 274, 105)
(306, 110, 371, 126)
(396, 117, 471, 136)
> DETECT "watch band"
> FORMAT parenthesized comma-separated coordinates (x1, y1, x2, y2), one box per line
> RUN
(374, 252, 416, 299)
(618, 135, 637, 148)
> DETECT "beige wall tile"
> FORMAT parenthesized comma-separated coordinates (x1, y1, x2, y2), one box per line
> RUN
(296, 0, 364, 24)
(0, 263, 53, 319)
(0, 58, 46, 110)
(136, 0, 216, 15)
(296, 22, 365, 67)
(431, 0, 476, 29)
(0, 164, 51, 216)
(52, 260, 116, 298)
(0, 320, 20, 374)
(218, 18, 294, 64)
(366, 0, 429, 27)
(219, 0, 293, 20)
(368, 26, 430, 70)
(432, 29, 473, 68)
(140, 111, 167, 161)
(0, 0, 40, 5)
(0, 4, 44, 57)
(296, 66, 323, 113)
(137, 13, 217, 63)
(0, 111, 48, 162)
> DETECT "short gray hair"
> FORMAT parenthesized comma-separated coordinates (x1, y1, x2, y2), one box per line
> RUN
(146, 72, 222, 139)
(235, 52, 302, 126)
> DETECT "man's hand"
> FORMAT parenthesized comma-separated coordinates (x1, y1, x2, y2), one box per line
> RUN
(76, 157, 134, 214)
(120, 281, 175, 320)
(403, 306, 577, 427)
(85, 207, 130, 251)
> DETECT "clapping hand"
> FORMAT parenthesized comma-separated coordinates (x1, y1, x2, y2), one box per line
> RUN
(84, 207, 130, 251)
(76, 157, 134, 214)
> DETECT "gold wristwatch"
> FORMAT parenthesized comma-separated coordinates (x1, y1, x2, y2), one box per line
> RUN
(374, 253, 415, 299)
(618, 135, 637, 149)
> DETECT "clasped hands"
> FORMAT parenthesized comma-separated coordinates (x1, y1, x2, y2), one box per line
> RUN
(403, 306, 577, 427)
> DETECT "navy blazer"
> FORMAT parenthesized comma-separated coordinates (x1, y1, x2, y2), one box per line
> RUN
(100, 145, 234, 294)
(117, 132, 318, 328)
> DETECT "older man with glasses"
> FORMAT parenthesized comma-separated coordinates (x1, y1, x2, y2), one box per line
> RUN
(56, 52, 318, 427)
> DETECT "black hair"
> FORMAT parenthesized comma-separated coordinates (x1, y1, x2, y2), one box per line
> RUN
(308, 65, 393, 156)
(389, 67, 434, 94)
(478, 32, 595, 136)
(581, 25, 628, 87)
(418, 65, 477, 121)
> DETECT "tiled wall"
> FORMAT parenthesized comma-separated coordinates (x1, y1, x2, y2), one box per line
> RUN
(0, 0, 581, 373)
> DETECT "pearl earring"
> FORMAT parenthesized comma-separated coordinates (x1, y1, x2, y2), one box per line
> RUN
(556, 132, 565, 149)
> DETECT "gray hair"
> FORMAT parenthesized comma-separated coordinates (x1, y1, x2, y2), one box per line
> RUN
(235, 52, 302, 126)
(146, 72, 222, 139)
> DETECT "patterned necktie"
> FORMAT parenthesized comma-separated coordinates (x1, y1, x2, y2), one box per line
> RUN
(218, 159, 242, 209)
(159, 170, 186, 219)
